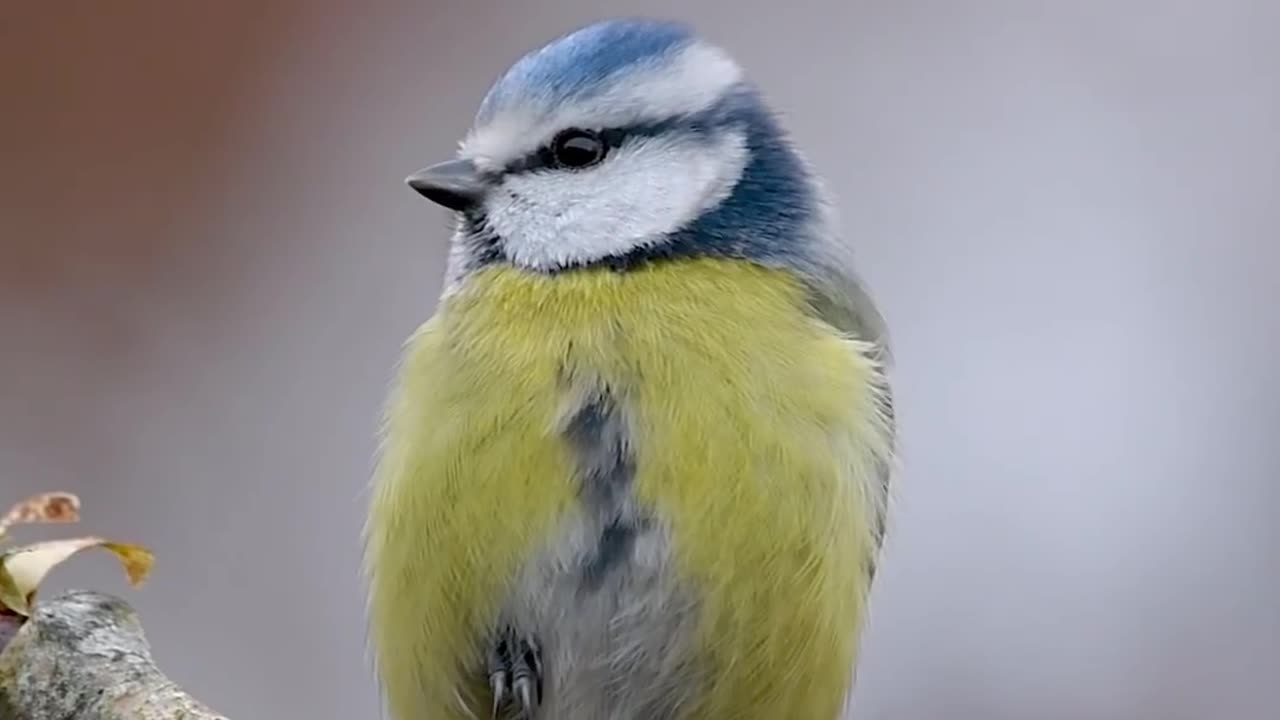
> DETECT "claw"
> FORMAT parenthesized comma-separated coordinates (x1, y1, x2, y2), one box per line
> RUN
(514, 678, 535, 717)
(490, 677, 507, 720)
(486, 629, 542, 718)
(487, 641, 509, 718)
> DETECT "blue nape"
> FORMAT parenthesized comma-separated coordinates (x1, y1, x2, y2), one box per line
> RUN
(668, 89, 816, 268)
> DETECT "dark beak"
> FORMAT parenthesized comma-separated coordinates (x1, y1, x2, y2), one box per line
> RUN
(405, 158, 487, 211)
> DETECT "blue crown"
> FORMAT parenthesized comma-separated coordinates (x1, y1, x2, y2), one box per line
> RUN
(477, 18, 697, 123)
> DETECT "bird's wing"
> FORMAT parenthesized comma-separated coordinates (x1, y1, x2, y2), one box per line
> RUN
(798, 254, 897, 564)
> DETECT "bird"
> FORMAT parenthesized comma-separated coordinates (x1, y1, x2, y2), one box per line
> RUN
(364, 17, 896, 720)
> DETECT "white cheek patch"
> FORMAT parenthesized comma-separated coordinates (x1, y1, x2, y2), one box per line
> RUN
(482, 131, 749, 270)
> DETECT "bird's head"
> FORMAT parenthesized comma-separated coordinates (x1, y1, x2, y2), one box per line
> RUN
(408, 17, 836, 280)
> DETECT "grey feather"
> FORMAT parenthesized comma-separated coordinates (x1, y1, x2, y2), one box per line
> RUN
(498, 385, 702, 719)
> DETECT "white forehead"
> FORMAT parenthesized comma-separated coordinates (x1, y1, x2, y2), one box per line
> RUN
(459, 42, 743, 172)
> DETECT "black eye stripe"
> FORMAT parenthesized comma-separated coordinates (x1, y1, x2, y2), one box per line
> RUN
(502, 127, 637, 175)
(497, 108, 727, 176)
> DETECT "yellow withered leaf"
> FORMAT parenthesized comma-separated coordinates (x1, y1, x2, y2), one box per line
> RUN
(0, 492, 81, 539)
(0, 537, 154, 616)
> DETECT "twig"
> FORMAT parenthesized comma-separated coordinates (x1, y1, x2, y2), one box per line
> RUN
(0, 590, 227, 719)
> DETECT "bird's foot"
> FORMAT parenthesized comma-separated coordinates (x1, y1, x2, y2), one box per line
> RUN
(488, 629, 542, 719)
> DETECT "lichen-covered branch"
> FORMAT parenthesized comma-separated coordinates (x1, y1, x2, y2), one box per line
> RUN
(0, 590, 227, 720)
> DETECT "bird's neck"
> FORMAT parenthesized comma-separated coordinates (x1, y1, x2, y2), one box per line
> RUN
(437, 257, 815, 353)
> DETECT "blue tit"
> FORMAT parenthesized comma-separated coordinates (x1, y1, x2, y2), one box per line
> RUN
(364, 17, 896, 720)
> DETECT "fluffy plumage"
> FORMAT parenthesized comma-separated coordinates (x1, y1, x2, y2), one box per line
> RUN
(365, 17, 896, 720)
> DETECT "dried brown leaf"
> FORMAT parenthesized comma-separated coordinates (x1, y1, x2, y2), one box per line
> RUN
(0, 537, 154, 616)
(0, 492, 81, 538)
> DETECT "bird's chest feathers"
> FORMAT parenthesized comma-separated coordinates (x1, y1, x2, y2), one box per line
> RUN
(421, 258, 874, 485)
(397, 255, 885, 539)
(390, 256, 885, 581)
(377, 258, 887, 717)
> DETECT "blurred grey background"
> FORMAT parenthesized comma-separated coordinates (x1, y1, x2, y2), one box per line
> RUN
(2, 1, 1277, 718)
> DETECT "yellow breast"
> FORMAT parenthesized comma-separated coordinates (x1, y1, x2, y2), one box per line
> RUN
(365, 257, 892, 719)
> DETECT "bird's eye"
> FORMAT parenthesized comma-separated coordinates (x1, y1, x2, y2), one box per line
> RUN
(551, 129, 607, 169)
